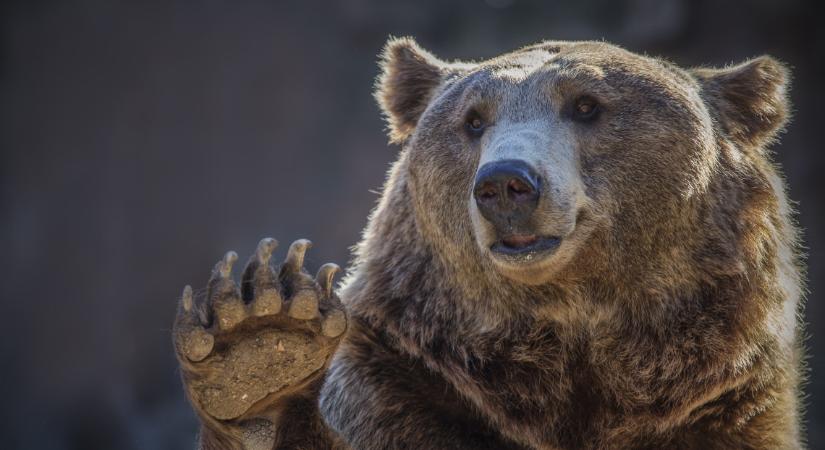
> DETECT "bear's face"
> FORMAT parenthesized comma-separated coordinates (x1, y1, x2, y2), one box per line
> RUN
(377, 39, 787, 285)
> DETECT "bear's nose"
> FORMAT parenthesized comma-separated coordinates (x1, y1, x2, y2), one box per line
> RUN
(473, 160, 541, 229)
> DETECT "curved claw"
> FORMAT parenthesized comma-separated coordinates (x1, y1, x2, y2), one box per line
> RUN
(284, 239, 312, 273)
(255, 238, 278, 265)
(216, 251, 239, 278)
(182, 285, 194, 312)
(175, 285, 215, 361)
(315, 263, 340, 298)
(207, 251, 245, 330)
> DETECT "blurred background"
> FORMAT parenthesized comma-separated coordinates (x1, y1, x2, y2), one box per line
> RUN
(0, 0, 821, 448)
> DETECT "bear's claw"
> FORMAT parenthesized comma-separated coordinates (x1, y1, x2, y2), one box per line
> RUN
(209, 251, 246, 331)
(255, 237, 278, 264)
(283, 239, 320, 320)
(175, 285, 215, 362)
(216, 250, 238, 278)
(242, 238, 283, 316)
(283, 239, 312, 273)
(181, 284, 194, 312)
(316, 263, 340, 298)
(177, 238, 346, 335)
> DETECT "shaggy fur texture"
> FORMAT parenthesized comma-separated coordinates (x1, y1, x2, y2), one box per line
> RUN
(176, 38, 804, 449)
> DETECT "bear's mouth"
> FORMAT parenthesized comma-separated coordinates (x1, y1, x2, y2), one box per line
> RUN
(490, 234, 561, 262)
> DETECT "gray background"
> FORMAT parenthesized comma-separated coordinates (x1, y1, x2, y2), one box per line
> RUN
(1, 1, 821, 448)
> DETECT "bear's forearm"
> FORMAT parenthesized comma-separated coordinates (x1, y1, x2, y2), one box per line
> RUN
(267, 394, 350, 450)
(198, 425, 243, 450)
(195, 388, 350, 450)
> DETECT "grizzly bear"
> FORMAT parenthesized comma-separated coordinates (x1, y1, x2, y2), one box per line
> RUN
(173, 37, 804, 449)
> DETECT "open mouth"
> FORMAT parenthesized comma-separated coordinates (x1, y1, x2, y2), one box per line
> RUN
(490, 234, 561, 261)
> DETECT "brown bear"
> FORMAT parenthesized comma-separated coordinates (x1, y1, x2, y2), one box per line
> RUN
(173, 37, 804, 449)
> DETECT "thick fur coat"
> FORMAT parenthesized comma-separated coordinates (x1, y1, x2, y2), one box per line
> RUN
(176, 38, 804, 450)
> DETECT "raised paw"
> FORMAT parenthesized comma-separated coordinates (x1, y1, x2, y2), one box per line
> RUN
(173, 238, 347, 422)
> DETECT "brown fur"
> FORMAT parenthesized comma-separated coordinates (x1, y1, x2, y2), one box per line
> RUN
(179, 38, 804, 449)
(375, 37, 450, 144)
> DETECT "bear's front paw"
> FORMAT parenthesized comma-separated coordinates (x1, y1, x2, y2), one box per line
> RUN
(173, 238, 347, 422)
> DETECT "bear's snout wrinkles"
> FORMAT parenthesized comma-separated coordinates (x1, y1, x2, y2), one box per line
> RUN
(473, 159, 541, 230)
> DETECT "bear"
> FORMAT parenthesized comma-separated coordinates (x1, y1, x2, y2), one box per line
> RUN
(173, 37, 804, 449)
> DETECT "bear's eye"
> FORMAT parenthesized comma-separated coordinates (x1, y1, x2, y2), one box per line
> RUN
(465, 112, 486, 137)
(572, 96, 600, 122)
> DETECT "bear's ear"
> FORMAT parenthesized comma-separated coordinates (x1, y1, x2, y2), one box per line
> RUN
(692, 56, 790, 149)
(376, 37, 448, 144)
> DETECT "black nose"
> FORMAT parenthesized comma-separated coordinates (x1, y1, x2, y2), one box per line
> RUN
(473, 159, 541, 230)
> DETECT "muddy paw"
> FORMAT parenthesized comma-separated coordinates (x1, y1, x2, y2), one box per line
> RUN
(173, 238, 347, 421)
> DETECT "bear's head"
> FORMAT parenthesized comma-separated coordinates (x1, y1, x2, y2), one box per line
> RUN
(376, 38, 789, 286)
